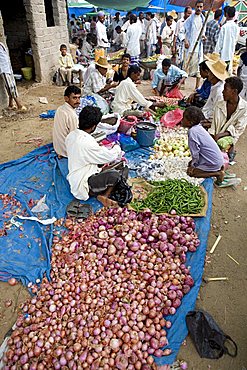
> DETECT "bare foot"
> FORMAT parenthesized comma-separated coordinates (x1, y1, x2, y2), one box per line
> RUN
(217, 169, 225, 183)
(18, 106, 27, 112)
(97, 195, 119, 208)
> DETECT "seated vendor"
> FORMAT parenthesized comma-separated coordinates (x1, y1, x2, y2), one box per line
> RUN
(201, 59, 228, 122)
(187, 61, 211, 107)
(113, 53, 131, 83)
(83, 57, 118, 96)
(209, 76, 247, 161)
(81, 34, 94, 61)
(65, 106, 127, 207)
(152, 58, 188, 96)
(59, 44, 83, 86)
(58, 44, 75, 85)
(112, 26, 126, 51)
(112, 65, 165, 116)
(69, 37, 81, 64)
(53, 85, 81, 158)
(182, 106, 224, 184)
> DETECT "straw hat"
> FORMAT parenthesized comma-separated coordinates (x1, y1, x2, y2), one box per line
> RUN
(204, 52, 220, 62)
(205, 60, 230, 81)
(167, 10, 178, 19)
(95, 57, 111, 69)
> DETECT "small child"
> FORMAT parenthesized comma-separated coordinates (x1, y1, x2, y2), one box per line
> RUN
(58, 44, 74, 85)
(182, 106, 224, 183)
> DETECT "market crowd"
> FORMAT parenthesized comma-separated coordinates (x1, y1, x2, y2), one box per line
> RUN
(1, 2, 247, 201)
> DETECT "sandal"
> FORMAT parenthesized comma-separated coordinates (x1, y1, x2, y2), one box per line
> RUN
(66, 200, 93, 219)
(215, 178, 241, 188)
(77, 204, 93, 219)
(224, 171, 236, 179)
(66, 200, 81, 217)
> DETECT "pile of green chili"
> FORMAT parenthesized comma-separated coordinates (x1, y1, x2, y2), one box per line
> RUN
(154, 106, 185, 122)
(131, 179, 205, 215)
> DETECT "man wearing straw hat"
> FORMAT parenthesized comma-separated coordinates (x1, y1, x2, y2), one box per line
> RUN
(83, 57, 117, 96)
(202, 59, 229, 121)
(167, 10, 178, 33)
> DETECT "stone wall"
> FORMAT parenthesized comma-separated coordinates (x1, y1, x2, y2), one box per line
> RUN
(1, 0, 30, 72)
(23, 0, 69, 82)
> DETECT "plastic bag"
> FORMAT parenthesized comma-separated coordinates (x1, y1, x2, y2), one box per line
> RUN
(186, 310, 238, 359)
(165, 86, 184, 99)
(31, 195, 49, 213)
(91, 93, 109, 115)
(222, 151, 229, 170)
(76, 95, 97, 116)
(118, 116, 138, 134)
(119, 134, 140, 152)
(39, 110, 56, 119)
(94, 113, 120, 136)
(217, 136, 234, 151)
(160, 108, 184, 128)
(110, 175, 133, 207)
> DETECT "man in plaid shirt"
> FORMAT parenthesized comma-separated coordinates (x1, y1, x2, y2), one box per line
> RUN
(203, 10, 222, 55)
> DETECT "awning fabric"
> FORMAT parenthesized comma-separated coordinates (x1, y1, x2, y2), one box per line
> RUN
(139, 0, 185, 12)
(67, 0, 96, 7)
(88, 0, 150, 11)
(169, 0, 224, 10)
(68, 7, 95, 16)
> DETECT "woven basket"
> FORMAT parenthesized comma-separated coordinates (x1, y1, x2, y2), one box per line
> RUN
(140, 61, 157, 69)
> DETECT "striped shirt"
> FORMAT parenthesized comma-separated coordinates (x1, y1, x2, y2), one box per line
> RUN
(83, 69, 106, 96)
(203, 19, 221, 55)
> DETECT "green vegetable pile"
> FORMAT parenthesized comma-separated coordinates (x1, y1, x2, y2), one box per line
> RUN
(131, 179, 205, 215)
(154, 106, 185, 122)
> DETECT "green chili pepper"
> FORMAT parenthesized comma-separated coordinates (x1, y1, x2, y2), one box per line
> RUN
(131, 179, 205, 215)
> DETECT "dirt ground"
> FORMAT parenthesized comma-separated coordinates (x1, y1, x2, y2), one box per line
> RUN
(0, 79, 246, 370)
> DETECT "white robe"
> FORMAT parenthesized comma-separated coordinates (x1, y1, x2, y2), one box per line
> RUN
(126, 23, 142, 56)
(111, 77, 152, 115)
(66, 129, 121, 200)
(96, 21, 109, 48)
(215, 20, 239, 62)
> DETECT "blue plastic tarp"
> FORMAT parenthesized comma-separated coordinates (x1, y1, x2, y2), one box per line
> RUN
(134, 0, 185, 13)
(0, 144, 213, 365)
(68, 6, 95, 17)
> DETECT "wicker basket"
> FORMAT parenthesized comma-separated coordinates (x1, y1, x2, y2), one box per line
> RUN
(140, 61, 157, 69)
(108, 58, 121, 65)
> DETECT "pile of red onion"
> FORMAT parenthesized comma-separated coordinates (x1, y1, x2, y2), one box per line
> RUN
(2, 208, 199, 369)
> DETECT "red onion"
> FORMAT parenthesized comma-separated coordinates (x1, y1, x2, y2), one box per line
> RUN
(3, 208, 199, 369)
(8, 278, 18, 286)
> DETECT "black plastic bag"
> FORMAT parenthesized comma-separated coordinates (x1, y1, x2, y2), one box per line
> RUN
(110, 175, 132, 207)
(186, 310, 237, 359)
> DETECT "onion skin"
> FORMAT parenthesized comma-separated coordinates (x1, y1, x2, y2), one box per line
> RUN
(2, 208, 199, 368)
(8, 278, 18, 286)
